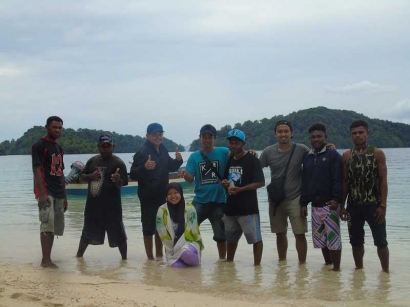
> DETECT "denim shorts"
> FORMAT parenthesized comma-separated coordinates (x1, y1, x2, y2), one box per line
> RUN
(347, 204, 388, 248)
(38, 195, 65, 236)
(223, 214, 262, 244)
(192, 201, 226, 242)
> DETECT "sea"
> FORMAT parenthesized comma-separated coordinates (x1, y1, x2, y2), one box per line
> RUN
(0, 149, 409, 306)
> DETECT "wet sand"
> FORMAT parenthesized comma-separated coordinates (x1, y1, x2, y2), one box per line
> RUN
(2, 260, 409, 307)
(0, 262, 287, 307)
(1, 151, 410, 306)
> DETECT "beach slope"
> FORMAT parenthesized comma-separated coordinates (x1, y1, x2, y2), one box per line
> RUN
(0, 263, 284, 307)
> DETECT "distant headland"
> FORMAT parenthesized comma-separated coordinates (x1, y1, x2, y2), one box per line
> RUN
(1, 107, 409, 155)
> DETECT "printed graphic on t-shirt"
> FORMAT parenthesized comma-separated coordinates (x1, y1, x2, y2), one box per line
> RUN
(228, 166, 243, 186)
(89, 167, 105, 197)
(199, 160, 220, 185)
(50, 153, 63, 176)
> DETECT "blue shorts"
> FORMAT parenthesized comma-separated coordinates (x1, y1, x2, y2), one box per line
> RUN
(193, 201, 226, 242)
(223, 214, 262, 244)
(347, 204, 388, 248)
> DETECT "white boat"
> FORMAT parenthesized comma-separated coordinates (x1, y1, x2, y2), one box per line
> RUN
(66, 176, 187, 196)
(65, 161, 188, 196)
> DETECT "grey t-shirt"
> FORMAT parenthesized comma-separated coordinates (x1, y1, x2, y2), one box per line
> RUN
(259, 142, 309, 201)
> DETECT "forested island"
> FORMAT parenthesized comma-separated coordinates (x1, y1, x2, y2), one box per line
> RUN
(1, 107, 409, 155)
(188, 107, 410, 150)
(0, 128, 185, 155)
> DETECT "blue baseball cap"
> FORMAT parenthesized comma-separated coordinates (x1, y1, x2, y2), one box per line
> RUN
(227, 129, 246, 142)
(147, 123, 164, 134)
(98, 134, 114, 144)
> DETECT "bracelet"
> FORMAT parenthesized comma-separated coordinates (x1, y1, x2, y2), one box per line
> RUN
(379, 204, 387, 208)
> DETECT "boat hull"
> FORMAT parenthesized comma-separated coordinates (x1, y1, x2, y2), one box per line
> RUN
(66, 177, 187, 196)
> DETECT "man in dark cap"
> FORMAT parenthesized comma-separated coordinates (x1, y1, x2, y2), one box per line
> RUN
(76, 134, 128, 260)
(260, 120, 310, 264)
(130, 123, 183, 260)
(179, 124, 229, 260)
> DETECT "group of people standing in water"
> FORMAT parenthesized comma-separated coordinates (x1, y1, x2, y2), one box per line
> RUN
(32, 116, 389, 273)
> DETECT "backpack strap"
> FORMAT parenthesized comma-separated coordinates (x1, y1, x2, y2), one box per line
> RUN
(283, 143, 296, 179)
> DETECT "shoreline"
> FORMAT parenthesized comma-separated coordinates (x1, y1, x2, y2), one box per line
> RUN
(1, 261, 408, 307)
(0, 262, 284, 307)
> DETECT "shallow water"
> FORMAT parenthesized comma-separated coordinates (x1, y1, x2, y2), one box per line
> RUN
(0, 149, 409, 306)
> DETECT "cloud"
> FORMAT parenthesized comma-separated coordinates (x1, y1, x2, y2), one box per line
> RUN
(0, 65, 26, 77)
(324, 80, 397, 94)
(385, 99, 410, 121)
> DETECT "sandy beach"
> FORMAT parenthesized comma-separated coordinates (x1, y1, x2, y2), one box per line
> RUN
(2, 260, 409, 307)
(1, 151, 410, 307)
(0, 262, 287, 307)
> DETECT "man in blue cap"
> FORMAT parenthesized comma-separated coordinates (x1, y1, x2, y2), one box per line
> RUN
(130, 123, 183, 260)
(221, 129, 265, 265)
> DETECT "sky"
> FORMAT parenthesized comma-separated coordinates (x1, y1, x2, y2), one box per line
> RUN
(1, 0, 409, 146)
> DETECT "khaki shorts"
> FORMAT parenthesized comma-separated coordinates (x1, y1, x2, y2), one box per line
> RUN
(38, 196, 65, 236)
(268, 195, 307, 234)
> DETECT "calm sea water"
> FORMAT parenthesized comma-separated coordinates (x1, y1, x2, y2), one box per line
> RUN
(0, 149, 409, 306)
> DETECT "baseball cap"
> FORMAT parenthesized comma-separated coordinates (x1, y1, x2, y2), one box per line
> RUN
(98, 134, 114, 145)
(227, 129, 246, 142)
(147, 123, 164, 134)
(274, 120, 293, 132)
(199, 124, 217, 136)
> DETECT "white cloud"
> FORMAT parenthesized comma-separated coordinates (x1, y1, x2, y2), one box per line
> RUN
(0, 1, 409, 145)
(324, 81, 397, 94)
(386, 99, 410, 121)
(0, 65, 26, 77)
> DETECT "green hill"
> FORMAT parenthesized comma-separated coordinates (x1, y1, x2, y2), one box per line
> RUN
(189, 107, 410, 150)
(1, 107, 409, 155)
(0, 127, 185, 155)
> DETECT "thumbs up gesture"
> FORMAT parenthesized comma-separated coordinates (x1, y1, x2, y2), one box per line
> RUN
(144, 154, 156, 170)
(111, 168, 121, 183)
(175, 147, 182, 161)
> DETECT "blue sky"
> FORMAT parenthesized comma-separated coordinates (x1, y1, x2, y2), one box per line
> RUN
(1, 1, 409, 145)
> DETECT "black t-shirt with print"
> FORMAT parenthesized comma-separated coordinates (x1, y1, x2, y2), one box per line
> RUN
(224, 152, 265, 216)
(83, 154, 128, 222)
(31, 137, 65, 198)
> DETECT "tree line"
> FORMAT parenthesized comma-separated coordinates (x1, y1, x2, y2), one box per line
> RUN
(1, 107, 410, 155)
(189, 107, 410, 150)
(0, 127, 185, 155)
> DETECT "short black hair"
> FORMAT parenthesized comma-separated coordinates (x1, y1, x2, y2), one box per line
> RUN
(46, 116, 63, 126)
(274, 120, 292, 133)
(350, 120, 368, 131)
(308, 123, 326, 134)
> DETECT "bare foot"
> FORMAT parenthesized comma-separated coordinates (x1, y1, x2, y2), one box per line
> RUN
(41, 261, 58, 269)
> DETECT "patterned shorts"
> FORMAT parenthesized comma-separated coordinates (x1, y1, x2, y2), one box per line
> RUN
(312, 206, 342, 250)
